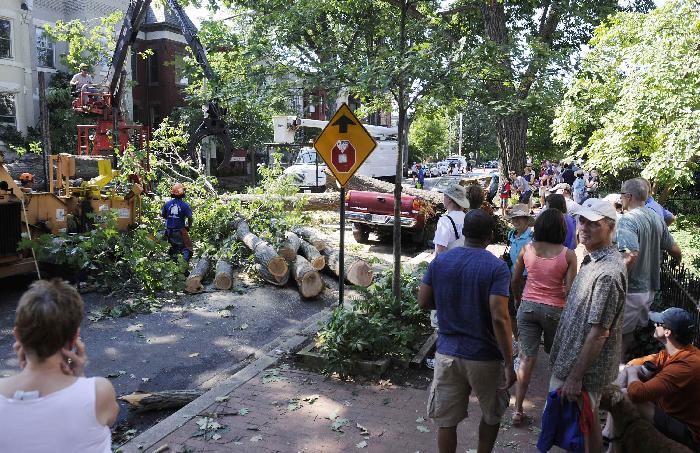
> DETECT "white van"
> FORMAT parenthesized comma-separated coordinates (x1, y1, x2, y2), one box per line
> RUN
(283, 141, 398, 191)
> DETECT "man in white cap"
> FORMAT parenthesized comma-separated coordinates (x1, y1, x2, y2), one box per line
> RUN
(433, 183, 470, 254)
(548, 198, 627, 453)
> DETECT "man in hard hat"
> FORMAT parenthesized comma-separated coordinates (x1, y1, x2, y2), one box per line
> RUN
(162, 183, 193, 262)
(19, 173, 33, 192)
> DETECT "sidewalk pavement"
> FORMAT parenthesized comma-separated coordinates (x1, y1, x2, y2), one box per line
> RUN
(121, 348, 551, 453)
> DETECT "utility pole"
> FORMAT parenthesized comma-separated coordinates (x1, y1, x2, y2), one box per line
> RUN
(458, 112, 463, 157)
(38, 71, 51, 191)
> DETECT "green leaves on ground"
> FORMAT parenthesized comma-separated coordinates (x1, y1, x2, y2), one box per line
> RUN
(192, 417, 228, 441)
(261, 368, 288, 384)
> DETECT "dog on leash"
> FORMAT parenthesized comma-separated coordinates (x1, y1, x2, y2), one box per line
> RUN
(599, 384, 693, 453)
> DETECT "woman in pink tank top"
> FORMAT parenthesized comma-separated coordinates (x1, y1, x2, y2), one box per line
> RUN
(0, 279, 119, 453)
(510, 209, 578, 424)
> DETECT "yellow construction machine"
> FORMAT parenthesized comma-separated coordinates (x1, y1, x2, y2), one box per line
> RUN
(0, 153, 143, 279)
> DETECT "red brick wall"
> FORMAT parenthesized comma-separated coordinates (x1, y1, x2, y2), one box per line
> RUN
(132, 38, 188, 128)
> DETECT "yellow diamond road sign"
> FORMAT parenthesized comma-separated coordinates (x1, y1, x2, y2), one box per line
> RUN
(313, 103, 377, 187)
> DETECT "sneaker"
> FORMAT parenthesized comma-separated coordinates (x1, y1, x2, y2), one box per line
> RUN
(425, 358, 435, 370)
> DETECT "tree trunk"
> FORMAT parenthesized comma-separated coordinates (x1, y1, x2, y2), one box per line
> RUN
(234, 219, 288, 278)
(325, 171, 444, 207)
(185, 256, 210, 294)
(290, 255, 324, 298)
(221, 193, 341, 211)
(254, 263, 290, 286)
(213, 259, 234, 290)
(278, 232, 301, 263)
(119, 390, 204, 412)
(495, 113, 528, 175)
(291, 226, 326, 251)
(321, 247, 373, 287)
(298, 239, 325, 271)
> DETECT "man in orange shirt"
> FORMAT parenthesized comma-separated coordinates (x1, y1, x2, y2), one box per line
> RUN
(605, 307, 700, 451)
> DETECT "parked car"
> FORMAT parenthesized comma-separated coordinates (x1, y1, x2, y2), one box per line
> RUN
(345, 190, 438, 245)
(437, 161, 449, 175)
(429, 166, 441, 177)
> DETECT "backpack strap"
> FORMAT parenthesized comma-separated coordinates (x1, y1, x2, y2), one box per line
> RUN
(445, 214, 459, 240)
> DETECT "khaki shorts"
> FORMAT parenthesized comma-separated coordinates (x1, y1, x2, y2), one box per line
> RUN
(623, 291, 655, 334)
(549, 375, 601, 415)
(517, 300, 562, 357)
(427, 353, 509, 427)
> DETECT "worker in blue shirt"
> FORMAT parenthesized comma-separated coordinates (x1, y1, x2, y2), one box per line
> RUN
(162, 183, 193, 262)
(416, 163, 426, 189)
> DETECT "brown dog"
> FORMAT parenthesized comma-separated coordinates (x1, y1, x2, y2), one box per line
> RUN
(599, 384, 693, 453)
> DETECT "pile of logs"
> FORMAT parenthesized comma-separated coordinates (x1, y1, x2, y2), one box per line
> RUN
(185, 220, 374, 298)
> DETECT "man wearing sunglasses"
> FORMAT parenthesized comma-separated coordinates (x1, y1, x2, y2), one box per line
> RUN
(605, 308, 700, 451)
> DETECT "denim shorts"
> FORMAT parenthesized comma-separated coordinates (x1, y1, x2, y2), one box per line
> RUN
(516, 300, 562, 357)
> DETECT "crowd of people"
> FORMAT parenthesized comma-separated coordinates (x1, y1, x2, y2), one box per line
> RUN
(420, 171, 699, 453)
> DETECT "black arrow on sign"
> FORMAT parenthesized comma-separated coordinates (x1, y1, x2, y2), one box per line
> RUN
(332, 115, 356, 133)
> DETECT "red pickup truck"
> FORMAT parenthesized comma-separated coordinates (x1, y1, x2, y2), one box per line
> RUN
(345, 190, 438, 245)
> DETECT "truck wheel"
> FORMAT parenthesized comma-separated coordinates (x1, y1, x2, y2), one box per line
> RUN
(352, 224, 370, 243)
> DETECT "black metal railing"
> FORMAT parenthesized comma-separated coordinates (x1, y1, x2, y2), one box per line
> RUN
(660, 255, 700, 347)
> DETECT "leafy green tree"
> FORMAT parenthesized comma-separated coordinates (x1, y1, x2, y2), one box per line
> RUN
(44, 12, 123, 72)
(445, 0, 654, 175)
(553, 0, 700, 190)
(408, 107, 449, 162)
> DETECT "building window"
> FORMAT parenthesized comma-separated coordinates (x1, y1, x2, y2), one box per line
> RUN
(0, 19, 11, 59)
(147, 52, 159, 84)
(36, 27, 55, 68)
(0, 93, 16, 126)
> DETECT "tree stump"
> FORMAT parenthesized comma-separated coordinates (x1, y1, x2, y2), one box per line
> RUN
(278, 232, 301, 263)
(291, 255, 324, 298)
(234, 218, 288, 278)
(298, 239, 325, 271)
(185, 257, 210, 294)
(322, 247, 373, 287)
(213, 259, 234, 290)
(291, 226, 326, 251)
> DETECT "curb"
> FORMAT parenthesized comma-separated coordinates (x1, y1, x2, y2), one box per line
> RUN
(118, 308, 331, 453)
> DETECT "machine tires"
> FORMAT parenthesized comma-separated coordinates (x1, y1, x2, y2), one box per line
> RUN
(352, 224, 370, 244)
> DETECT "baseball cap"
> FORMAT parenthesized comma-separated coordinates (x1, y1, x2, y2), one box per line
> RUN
(438, 183, 470, 209)
(549, 183, 571, 194)
(649, 308, 695, 342)
(575, 198, 617, 222)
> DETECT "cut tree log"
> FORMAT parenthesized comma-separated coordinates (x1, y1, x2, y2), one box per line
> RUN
(119, 390, 204, 412)
(278, 232, 301, 263)
(291, 226, 326, 251)
(321, 247, 373, 287)
(233, 218, 288, 278)
(185, 256, 210, 294)
(290, 255, 324, 298)
(221, 192, 340, 211)
(298, 239, 325, 271)
(213, 259, 234, 290)
(254, 263, 290, 286)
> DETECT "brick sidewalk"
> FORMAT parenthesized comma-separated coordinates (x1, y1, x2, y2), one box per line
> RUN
(129, 350, 551, 453)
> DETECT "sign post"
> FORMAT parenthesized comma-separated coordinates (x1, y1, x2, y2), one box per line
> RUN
(313, 103, 377, 306)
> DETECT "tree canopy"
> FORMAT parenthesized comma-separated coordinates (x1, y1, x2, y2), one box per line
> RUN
(552, 0, 700, 188)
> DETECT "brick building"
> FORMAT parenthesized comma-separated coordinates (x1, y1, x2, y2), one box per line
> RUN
(131, 4, 188, 129)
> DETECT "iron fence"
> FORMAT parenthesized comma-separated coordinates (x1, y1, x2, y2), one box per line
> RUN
(660, 255, 700, 347)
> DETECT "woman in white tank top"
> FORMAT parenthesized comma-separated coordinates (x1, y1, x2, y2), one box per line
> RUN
(0, 279, 119, 453)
